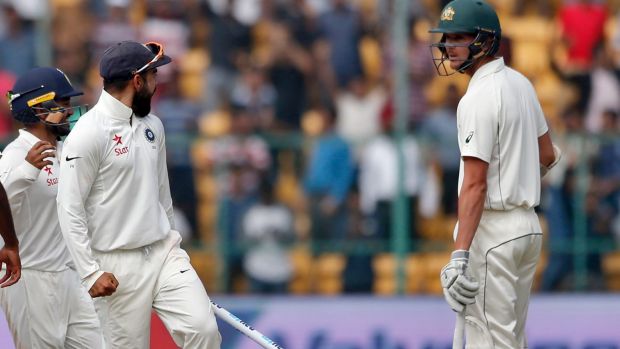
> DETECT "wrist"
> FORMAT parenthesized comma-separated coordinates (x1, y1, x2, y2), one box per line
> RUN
(2, 242, 18, 250)
(451, 250, 469, 261)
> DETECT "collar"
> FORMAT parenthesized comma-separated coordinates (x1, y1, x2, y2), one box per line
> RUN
(98, 89, 134, 121)
(18, 129, 42, 147)
(469, 57, 505, 87)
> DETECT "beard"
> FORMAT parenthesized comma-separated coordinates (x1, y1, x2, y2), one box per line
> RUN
(132, 86, 154, 118)
(46, 123, 71, 137)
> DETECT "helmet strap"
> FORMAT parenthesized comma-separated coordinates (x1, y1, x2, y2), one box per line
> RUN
(457, 31, 497, 74)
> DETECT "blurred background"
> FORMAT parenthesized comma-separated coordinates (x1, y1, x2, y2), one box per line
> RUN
(0, 0, 620, 347)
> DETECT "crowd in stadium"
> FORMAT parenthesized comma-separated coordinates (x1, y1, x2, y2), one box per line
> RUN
(0, 0, 619, 295)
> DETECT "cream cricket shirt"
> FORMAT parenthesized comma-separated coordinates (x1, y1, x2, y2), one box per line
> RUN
(0, 130, 72, 271)
(457, 58, 548, 211)
(57, 90, 175, 288)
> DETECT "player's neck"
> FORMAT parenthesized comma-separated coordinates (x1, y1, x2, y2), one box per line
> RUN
(26, 124, 57, 145)
(106, 89, 135, 111)
(465, 56, 496, 77)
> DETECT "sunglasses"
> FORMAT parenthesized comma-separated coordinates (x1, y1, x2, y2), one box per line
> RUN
(134, 42, 164, 75)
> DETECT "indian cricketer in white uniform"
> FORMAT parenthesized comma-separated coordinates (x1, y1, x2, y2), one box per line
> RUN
(57, 41, 221, 348)
(429, 1, 561, 348)
(0, 67, 103, 348)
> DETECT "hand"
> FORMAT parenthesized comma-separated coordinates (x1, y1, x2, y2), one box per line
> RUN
(89, 272, 119, 298)
(540, 143, 562, 179)
(0, 246, 21, 287)
(440, 250, 479, 313)
(25, 141, 55, 170)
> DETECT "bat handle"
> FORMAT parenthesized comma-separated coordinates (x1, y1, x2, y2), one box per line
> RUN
(453, 310, 465, 349)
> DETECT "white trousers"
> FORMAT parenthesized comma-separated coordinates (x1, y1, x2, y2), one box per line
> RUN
(0, 268, 103, 349)
(465, 208, 542, 349)
(93, 231, 221, 349)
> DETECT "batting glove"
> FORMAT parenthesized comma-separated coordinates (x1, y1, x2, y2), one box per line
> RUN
(440, 250, 479, 313)
(540, 143, 562, 179)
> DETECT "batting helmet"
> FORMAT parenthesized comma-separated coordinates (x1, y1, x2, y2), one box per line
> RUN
(429, 0, 501, 75)
(7, 67, 83, 124)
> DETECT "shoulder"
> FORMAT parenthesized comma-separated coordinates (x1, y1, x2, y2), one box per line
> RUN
(64, 113, 105, 151)
(144, 113, 164, 128)
(143, 114, 166, 134)
(0, 140, 27, 168)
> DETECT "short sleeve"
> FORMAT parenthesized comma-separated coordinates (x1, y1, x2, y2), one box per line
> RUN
(457, 97, 498, 163)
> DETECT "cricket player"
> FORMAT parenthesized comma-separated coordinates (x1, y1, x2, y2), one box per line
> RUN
(429, 0, 561, 347)
(57, 41, 221, 348)
(0, 181, 21, 287)
(0, 67, 103, 348)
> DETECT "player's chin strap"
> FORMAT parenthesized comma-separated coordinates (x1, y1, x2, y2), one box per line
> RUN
(540, 143, 562, 178)
(456, 29, 497, 74)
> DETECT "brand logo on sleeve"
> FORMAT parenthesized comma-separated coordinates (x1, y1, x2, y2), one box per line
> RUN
(465, 131, 474, 144)
(144, 128, 155, 143)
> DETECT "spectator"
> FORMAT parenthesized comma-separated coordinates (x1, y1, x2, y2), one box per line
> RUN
(584, 48, 620, 133)
(358, 103, 424, 242)
(231, 63, 277, 131)
(92, 0, 139, 59)
(154, 70, 202, 238)
(335, 75, 387, 158)
(587, 110, 620, 287)
(208, 108, 271, 291)
(265, 21, 312, 130)
(317, 0, 363, 88)
(202, 0, 252, 112)
(556, 0, 607, 113)
(303, 103, 355, 245)
(0, 4, 36, 77)
(420, 83, 461, 215)
(242, 177, 295, 294)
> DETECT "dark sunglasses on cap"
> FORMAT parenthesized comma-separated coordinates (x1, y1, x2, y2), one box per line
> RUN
(133, 42, 164, 75)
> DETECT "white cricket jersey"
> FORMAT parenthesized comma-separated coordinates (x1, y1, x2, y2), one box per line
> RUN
(0, 130, 72, 271)
(457, 58, 548, 210)
(57, 90, 175, 282)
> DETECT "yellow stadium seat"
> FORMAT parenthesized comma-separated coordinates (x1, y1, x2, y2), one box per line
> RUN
(289, 248, 313, 294)
(424, 252, 452, 295)
(314, 253, 346, 295)
(603, 251, 620, 291)
(405, 254, 426, 294)
(372, 253, 398, 295)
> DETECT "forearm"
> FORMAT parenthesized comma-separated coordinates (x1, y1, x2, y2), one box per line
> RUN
(0, 185, 18, 248)
(57, 202, 100, 281)
(455, 184, 486, 251)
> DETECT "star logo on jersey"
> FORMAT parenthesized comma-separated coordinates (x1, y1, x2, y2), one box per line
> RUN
(113, 134, 123, 145)
(465, 131, 474, 144)
(43, 166, 53, 176)
(441, 6, 455, 21)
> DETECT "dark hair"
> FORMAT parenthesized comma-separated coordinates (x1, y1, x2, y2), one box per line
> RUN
(103, 71, 148, 92)
(103, 78, 131, 92)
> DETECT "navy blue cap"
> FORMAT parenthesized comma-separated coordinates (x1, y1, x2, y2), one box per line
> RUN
(99, 41, 172, 81)
(9, 67, 83, 123)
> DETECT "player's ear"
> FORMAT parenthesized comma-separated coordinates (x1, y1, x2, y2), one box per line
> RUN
(131, 74, 143, 91)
